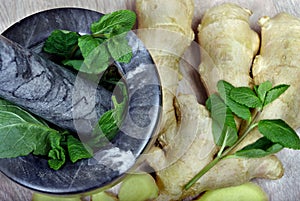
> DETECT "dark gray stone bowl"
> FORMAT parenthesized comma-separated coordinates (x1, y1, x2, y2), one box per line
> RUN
(0, 8, 161, 195)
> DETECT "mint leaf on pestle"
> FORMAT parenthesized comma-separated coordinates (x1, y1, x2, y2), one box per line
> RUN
(0, 98, 93, 170)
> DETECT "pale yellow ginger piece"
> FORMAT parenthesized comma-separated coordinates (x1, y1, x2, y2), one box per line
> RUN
(146, 95, 283, 201)
(198, 3, 259, 95)
(235, 13, 300, 150)
(136, 0, 194, 40)
(136, 0, 194, 145)
(253, 13, 300, 129)
(196, 182, 268, 201)
(118, 172, 159, 201)
(32, 193, 81, 201)
(92, 191, 117, 201)
(136, 0, 194, 90)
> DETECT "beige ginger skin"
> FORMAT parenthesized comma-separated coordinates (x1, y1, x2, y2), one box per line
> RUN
(146, 95, 282, 200)
(135, 2, 284, 200)
(235, 13, 300, 150)
(198, 3, 260, 95)
(136, 0, 194, 146)
(253, 13, 300, 129)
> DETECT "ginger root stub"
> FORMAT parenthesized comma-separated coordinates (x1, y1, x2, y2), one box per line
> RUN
(198, 3, 259, 95)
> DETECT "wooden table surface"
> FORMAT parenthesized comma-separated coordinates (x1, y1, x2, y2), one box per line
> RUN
(0, 0, 299, 200)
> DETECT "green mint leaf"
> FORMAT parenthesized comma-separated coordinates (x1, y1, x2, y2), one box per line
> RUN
(89, 83, 127, 149)
(258, 119, 300, 149)
(235, 137, 283, 158)
(226, 99, 251, 121)
(0, 98, 12, 105)
(0, 102, 58, 158)
(206, 94, 237, 129)
(264, 84, 289, 107)
(257, 81, 272, 102)
(217, 80, 234, 101)
(230, 87, 262, 108)
(97, 94, 126, 139)
(212, 121, 238, 147)
(72, 48, 83, 59)
(0, 98, 70, 170)
(253, 85, 259, 95)
(47, 132, 66, 170)
(78, 36, 111, 74)
(88, 110, 119, 149)
(205, 96, 212, 111)
(113, 82, 128, 122)
(107, 33, 133, 63)
(206, 94, 238, 146)
(67, 135, 93, 163)
(0, 100, 47, 126)
(217, 80, 251, 121)
(78, 35, 103, 59)
(100, 110, 119, 138)
(91, 10, 136, 37)
(62, 59, 83, 71)
(43, 30, 79, 58)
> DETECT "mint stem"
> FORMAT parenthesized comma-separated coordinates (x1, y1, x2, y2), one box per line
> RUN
(217, 129, 229, 157)
(184, 109, 261, 190)
(184, 155, 222, 190)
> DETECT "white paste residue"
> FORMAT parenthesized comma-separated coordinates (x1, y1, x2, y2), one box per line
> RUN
(92, 147, 135, 174)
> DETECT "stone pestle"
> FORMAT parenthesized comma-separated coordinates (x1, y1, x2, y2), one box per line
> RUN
(0, 34, 112, 136)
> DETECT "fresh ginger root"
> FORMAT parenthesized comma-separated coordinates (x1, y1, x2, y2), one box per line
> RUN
(198, 3, 259, 95)
(136, 0, 292, 201)
(254, 13, 300, 129)
(146, 95, 282, 200)
(136, 0, 194, 146)
(135, 1, 286, 201)
(234, 13, 300, 150)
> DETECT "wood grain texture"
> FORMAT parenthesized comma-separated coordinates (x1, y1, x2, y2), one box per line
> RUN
(0, 0, 300, 201)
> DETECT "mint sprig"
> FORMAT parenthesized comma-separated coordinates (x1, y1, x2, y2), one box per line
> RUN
(0, 98, 92, 170)
(185, 80, 300, 190)
(43, 10, 136, 74)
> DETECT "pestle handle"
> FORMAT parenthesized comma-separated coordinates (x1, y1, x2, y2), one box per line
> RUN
(0, 34, 112, 135)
